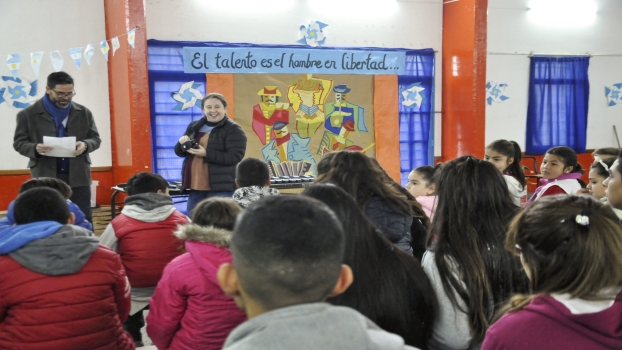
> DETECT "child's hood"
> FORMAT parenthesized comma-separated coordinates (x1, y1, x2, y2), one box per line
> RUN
(121, 192, 177, 222)
(177, 224, 233, 285)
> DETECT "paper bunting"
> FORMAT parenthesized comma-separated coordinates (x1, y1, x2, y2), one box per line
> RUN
(128, 29, 136, 48)
(100, 40, 110, 61)
(171, 81, 203, 111)
(298, 21, 328, 47)
(84, 44, 95, 65)
(111, 37, 121, 56)
(605, 84, 622, 106)
(2, 27, 137, 75)
(30, 52, 44, 77)
(69, 47, 82, 70)
(401, 82, 425, 109)
(6, 54, 22, 78)
(50, 51, 64, 72)
(486, 82, 510, 105)
(0, 76, 38, 109)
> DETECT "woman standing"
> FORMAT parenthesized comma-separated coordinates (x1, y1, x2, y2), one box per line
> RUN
(175, 93, 247, 215)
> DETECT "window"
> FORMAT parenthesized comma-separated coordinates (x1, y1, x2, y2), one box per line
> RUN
(398, 50, 435, 185)
(525, 56, 589, 154)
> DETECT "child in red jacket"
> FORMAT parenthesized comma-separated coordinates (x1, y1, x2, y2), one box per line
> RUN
(0, 188, 134, 350)
(100, 172, 189, 347)
(147, 197, 247, 350)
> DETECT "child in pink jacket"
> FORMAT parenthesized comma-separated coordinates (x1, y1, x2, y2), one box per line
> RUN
(146, 198, 247, 350)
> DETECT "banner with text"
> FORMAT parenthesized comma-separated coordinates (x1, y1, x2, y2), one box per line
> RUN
(183, 47, 406, 75)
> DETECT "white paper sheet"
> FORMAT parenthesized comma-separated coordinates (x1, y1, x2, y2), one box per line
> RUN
(43, 136, 76, 157)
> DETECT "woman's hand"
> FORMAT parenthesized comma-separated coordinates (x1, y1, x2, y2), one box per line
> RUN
(576, 188, 591, 195)
(178, 135, 190, 144)
(187, 144, 207, 157)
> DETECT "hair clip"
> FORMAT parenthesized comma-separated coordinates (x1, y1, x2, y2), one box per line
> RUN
(575, 214, 590, 226)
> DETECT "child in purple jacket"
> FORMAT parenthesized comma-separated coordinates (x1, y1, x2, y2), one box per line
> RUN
(483, 195, 622, 350)
(146, 197, 246, 350)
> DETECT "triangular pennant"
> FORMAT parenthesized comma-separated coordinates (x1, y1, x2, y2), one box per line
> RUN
(100, 40, 110, 61)
(50, 50, 64, 72)
(30, 52, 44, 77)
(6, 54, 22, 78)
(127, 29, 136, 48)
(111, 37, 121, 56)
(84, 44, 95, 65)
(69, 47, 82, 70)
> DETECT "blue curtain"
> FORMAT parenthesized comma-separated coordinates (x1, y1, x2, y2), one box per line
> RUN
(525, 56, 589, 154)
(398, 50, 435, 185)
(147, 40, 434, 184)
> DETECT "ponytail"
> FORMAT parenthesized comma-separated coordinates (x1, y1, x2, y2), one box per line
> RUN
(487, 140, 526, 188)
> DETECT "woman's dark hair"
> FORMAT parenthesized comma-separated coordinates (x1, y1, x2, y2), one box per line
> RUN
(192, 197, 241, 230)
(19, 177, 72, 199)
(487, 139, 526, 188)
(546, 146, 584, 174)
(302, 184, 437, 348)
(497, 195, 622, 319)
(429, 156, 528, 344)
(316, 152, 412, 216)
(591, 157, 615, 179)
(201, 93, 228, 109)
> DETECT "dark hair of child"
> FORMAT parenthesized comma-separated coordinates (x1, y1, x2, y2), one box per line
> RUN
(546, 146, 584, 175)
(14, 187, 71, 225)
(496, 195, 622, 319)
(19, 177, 72, 199)
(429, 156, 528, 343)
(591, 157, 615, 179)
(487, 139, 527, 188)
(316, 151, 412, 216)
(316, 152, 337, 176)
(191, 197, 242, 231)
(230, 196, 345, 310)
(302, 183, 437, 348)
(413, 163, 443, 191)
(236, 158, 270, 188)
(592, 147, 620, 162)
(126, 172, 169, 196)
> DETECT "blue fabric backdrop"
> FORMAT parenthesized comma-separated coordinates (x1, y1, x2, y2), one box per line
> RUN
(526, 56, 590, 154)
(147, 40, 434, 184)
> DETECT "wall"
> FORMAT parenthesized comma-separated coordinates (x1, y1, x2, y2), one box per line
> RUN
(486, 0, 622, 151)
(0, 0, 113, 210)
(0, 0, 112, 169)
(145, 0, 444, 155)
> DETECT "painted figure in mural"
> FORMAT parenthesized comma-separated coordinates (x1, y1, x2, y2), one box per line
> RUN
(287, 74, 333, 138)
(261, 121, 317, 174)
(317, 84, 369, 155)
(252, 86, 290, 145)
(324, 84, 367, 135)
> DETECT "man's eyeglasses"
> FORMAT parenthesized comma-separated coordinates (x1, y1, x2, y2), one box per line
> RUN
(52, 90, 76, 98)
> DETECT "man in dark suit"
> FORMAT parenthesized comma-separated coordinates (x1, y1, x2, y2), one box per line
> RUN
(13, 71, 101, 221)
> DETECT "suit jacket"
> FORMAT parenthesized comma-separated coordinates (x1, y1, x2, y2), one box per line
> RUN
(13, 98, 101, 187)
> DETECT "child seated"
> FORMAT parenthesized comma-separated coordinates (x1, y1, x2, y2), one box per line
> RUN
(406, 164, 441, 221)
(483, 195, 622, 349)
(233, 158, 279, 208)
(100, 172, 189, 347)
(0, 188, 133, 349)
(147, 197, 247, 350)
(0, 177, 92, 231)
(217, 196, 418, 350)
